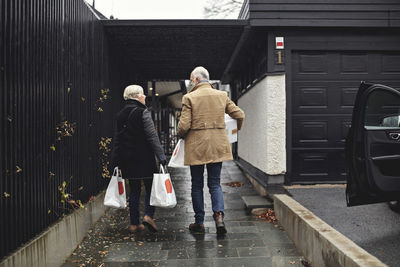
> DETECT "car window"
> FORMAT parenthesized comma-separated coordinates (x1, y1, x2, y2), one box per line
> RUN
(365, 89, 400, 129)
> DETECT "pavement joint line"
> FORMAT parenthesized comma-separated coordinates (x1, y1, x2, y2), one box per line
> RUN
(284, 184, 346, 189)
(273, 194, 387, 267)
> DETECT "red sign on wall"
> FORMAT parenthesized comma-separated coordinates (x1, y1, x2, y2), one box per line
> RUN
(275, 37, 284, 49)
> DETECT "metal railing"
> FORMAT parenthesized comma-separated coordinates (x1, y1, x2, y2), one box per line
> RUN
(152, 108, 182, 156)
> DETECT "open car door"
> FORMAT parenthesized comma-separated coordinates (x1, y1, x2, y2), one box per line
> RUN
(346, 82, 400, 206)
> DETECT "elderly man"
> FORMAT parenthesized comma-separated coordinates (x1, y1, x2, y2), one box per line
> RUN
(177, 66, 245, 234)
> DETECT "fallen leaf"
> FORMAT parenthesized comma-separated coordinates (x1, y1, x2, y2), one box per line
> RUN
(97, 107, 103, 112)
(4, 192, 10, 198)
(7, 115, 12, 122)
(289, 260, 296, 264)
(254, 208, 278, 223)
(50, 145, 56, 151)
(49, 172, 55, 177)
(81, 97, 86, 102)
(16, 166, 22, 173)
(226, 181, 244, 187)
(301, 259, 313, 267)
(48, 209, 51, 214)
(67, 87, 71, 93)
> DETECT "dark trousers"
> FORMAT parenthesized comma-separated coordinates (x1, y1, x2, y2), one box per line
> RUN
(128, 179, 155, 225)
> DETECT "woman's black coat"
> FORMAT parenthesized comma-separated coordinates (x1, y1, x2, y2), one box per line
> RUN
(110, 99, 166, 179)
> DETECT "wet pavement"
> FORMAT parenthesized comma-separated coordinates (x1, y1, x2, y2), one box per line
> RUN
(63, 161, 305, 267)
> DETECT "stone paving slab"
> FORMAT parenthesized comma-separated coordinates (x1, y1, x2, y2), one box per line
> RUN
(62, 161, 305, 267)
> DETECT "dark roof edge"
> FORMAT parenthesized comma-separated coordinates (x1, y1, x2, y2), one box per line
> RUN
(84, 1, 108, 20)
(238, 0, 250, 19)
(221, 26, 252, 83)
(102, 19, 248, 27)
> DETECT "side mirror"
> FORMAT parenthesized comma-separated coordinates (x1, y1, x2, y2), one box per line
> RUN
(381, 115, 400, 127)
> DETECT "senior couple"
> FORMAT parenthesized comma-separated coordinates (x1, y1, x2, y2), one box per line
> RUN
(111, 66, 245, 234)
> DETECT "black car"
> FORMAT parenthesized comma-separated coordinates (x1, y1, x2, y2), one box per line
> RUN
(346, 82, 400, 208)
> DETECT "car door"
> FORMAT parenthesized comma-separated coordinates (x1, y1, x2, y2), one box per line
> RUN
(346, 82, 400, 206)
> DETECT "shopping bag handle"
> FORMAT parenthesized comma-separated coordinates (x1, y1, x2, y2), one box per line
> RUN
(113, 167, 122, 178)
(160, 164, 167, 174)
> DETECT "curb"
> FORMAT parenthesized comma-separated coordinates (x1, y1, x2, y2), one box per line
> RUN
(273, 194, 387, 267)
(1, 191, 108, 267)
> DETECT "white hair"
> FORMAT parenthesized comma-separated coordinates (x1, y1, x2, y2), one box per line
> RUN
(123, 85, 144, 100)
(192, 66, 209, 81)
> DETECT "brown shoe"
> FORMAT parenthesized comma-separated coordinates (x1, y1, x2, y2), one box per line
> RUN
(215, 212, 227, 235)
(129, 224, 144, 233)
(143, 215, 158, 232)
(189, 223, 205, 233)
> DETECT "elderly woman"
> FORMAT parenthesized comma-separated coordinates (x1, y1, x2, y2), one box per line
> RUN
(111, 85, 166, 233)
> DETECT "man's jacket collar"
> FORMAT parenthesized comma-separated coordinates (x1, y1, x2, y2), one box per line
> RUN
(125, 99, 147, 109)
(189, 82, 214, 93)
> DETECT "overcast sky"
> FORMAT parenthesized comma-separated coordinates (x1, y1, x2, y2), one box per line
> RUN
(89, 0, 235, 19)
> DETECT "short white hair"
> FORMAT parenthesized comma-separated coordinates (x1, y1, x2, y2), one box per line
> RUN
(192, 66, 209, 81)
(123, 85, 144, 100)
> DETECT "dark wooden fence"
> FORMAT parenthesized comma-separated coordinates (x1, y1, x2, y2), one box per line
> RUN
(0, 0, 112, 260)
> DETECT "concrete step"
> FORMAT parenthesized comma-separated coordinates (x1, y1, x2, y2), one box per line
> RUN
(241, 195, 273, 211)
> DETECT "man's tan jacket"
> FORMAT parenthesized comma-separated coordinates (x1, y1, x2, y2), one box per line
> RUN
(177, 82, 245, 166)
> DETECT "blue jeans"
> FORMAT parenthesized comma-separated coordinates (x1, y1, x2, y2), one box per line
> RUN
(128, 179, 155, 225)
(190, 162, 224, 224)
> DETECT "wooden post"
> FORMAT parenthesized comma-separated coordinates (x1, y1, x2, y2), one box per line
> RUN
(151, 81, 156, 121)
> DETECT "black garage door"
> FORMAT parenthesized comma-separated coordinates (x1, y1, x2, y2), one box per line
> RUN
(291, 51, 400, 183)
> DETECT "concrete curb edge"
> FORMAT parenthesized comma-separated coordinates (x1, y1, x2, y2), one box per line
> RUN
(1, 191, 108, 267)
(273, 194, 387, 267)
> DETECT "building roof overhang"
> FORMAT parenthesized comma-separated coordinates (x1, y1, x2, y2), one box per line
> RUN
(103, 19, 248, 82)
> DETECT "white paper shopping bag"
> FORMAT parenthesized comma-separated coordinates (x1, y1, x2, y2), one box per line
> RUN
(104, 167, 127, 209)
(150, 165, 177, 208)
(168, 139, 187, 168)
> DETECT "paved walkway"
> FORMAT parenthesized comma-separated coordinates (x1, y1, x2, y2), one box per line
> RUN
(63, 161, 305, 267)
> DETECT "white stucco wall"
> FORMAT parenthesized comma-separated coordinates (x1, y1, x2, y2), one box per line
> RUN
(238, 74, 286, 175)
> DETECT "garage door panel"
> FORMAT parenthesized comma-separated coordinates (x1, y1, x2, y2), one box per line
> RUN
(293, 81, 359, 114)
(292, 150, 347, 183)
(380, 54, 400, 74)
(297, 53, 329, 74)
(341, 53, 369, 74)
(290, 50, 400, 183)
(293, 51, 400, 81)
(293, 115, 351, 148)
